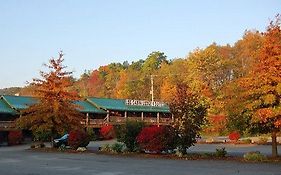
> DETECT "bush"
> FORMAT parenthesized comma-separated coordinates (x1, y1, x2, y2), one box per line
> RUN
(100, 144, 111, 152)
(243, 151, 266, 161)
(8, 131, 23, 146)
(58, 144, 66, 151)
(68, 130, 90, 149)
(111, 142, 124, 153)
(136, 126, 178, 153)
(100, 125, 115, 140)
(99, 143, 124, 153)
(229, 131, 240, 141)
(86, 128, 97, 141)
(115, 121, 145, 152)
(215, 147, 227, 157)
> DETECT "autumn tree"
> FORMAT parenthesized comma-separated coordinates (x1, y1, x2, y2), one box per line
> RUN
(238, 16, 281, 157)
(16, 52, 84, 143)
(169, 83, 208, 155)
(142, 51, 168, 73)
(72, 70, 91, 97)
(222, 80, 252, 134)
(232, 30, 264, 77)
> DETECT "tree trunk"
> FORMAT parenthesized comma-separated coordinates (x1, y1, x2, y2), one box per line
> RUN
(51, 136, 54, 148)
(271, 130, 278, 158)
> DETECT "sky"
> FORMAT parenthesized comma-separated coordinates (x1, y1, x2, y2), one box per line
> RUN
(0, 0, 280, 88)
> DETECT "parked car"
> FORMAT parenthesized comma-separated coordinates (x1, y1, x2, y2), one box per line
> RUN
(53, 134, 69, 148)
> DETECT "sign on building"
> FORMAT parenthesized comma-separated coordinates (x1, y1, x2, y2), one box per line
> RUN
(125, 99, 165, 107)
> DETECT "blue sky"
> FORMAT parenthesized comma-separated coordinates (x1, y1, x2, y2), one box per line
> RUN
(0, 0, 280, 88)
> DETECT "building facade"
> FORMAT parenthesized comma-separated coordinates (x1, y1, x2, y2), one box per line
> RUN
(0, 95, 172, 142)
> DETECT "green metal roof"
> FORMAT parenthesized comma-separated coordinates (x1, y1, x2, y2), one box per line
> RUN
(2, 95, 38, 110)
(74, 100, 106, 114)
(87, 97, 170, 113)
(0, 98, 16, 114)
(0, 95, 170, 114)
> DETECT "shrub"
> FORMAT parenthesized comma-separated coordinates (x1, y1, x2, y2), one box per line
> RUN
(8, 131, 23, 146)
(87, 128, 97, 141)
(99, 143, 124, 153)
(136, 126, 178, 153)
(100, 144, 111, 152)
(58, 144, 66, 151)
(215, 147, 227, 157)
(68, 130, 90, 149)
(229, 131, 240, 141)
(115, 121, 145, 152)
(243, 151, 266, 161)
(100, 125, 115, 140)
(111, 142, 124, 153)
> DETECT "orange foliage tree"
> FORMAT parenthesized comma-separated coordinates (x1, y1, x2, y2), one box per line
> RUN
(239, 16, 281, 157)
(169, 83, 208, 155)
(16, 52, 84, 143)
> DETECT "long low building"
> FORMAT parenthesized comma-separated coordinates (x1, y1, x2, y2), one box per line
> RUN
(0, 95, 173, 132)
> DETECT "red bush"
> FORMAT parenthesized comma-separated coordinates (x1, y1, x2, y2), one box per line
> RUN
(136, 126, 177, 152)
(8, 131, 23, 146)
(68, 130, 90, 149)
(100, 125, 115, 140)
(229, 131, 240, 141)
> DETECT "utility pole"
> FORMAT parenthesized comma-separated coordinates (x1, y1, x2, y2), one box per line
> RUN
(150, 75, 154, 102)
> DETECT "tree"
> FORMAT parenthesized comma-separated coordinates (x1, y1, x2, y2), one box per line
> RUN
(222, 80, 252, 134)
(169, 83, 208, 154)
(142, 51, 168, 73)
(72, 70, 91, 97)
(16, 52, 84, 144)
(238, 16, 281, 157)
(232, 30, 263, 77)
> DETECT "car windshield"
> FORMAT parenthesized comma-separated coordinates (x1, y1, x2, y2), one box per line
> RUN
(60, 134, 69, 140)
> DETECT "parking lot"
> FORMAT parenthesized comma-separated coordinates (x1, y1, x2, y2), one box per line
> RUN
(88, 140, 281, 156)
(0, 143, 280, 175)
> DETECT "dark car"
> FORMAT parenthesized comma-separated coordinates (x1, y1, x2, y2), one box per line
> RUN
(53, 134, 69, 148)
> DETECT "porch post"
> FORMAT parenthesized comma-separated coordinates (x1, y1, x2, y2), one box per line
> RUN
(106, 110, 110, 123)
(86, 113, 89, 128)
(141, 112, 144, 121)
(157, 112, 160, 126)
(124, 111, 127, 118)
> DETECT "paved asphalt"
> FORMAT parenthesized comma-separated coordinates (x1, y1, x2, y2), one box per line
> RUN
(0, 143, 281, 175)
(188, 143, 281, 156)
(88, 140, 281, 156)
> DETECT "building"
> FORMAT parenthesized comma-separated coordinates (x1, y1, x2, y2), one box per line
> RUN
(0, 95, 172, 142)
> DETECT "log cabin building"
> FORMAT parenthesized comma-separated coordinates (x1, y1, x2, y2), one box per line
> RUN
(0, 95, 172, 143)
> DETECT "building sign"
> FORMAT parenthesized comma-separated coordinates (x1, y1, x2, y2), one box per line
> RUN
(125, 99, 165, 107)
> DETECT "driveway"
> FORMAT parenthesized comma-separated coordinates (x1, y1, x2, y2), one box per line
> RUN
(188, 143, 281, 156)
(0, 144, 280, 175)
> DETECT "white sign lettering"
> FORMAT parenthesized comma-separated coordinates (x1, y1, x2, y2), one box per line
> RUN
(125, 99, 165, 107)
